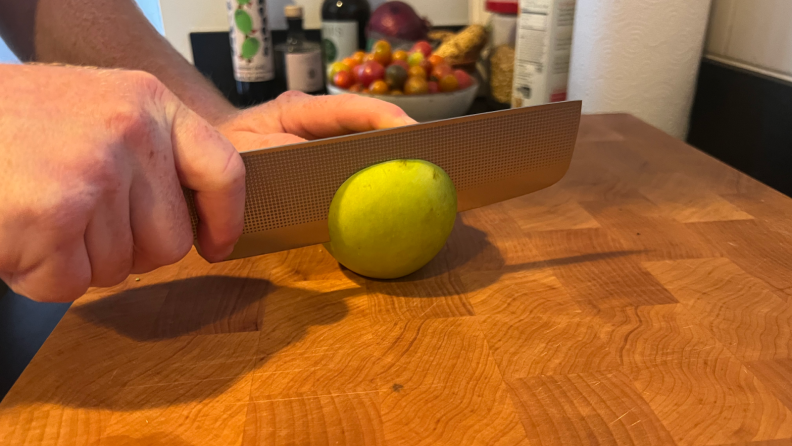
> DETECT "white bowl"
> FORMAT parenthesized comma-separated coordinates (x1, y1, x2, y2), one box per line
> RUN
(327, 80, 479, 122)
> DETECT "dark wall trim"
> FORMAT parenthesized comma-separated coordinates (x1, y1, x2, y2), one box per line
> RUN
(687, 58, 792, 197)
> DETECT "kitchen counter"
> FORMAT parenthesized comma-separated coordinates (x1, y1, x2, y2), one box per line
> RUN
(2, 114, 792, 445)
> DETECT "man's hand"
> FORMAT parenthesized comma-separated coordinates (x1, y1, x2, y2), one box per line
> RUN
(216, 91, 418, 151)
(0, 64, 245, 302)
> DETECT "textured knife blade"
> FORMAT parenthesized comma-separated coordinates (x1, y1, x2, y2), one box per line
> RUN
(185, 101, 581, 260)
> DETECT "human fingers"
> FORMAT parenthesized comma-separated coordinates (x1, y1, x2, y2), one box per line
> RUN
(85, 185, 134, 287)
(224, 131, 307, 153)
(168, 100, 246, 262)
(273, 91, 417, 140)
(2, 235, 92, 303)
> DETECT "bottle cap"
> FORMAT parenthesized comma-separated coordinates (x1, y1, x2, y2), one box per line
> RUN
(485, 0, 518, 14)
(284, 5, 303, 18)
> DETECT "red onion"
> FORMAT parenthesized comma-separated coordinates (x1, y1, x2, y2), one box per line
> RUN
(366, 1, 430, 46)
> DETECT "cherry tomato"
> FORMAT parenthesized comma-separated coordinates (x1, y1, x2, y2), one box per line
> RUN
(407, 65, 427, 80)
(364, 52, 377, 63)
(356, 60, 386, 87)
(389, 60, 410, 71)
(390, 89, 404, 95)
(407, 51, 424, 67)
(352, 51, 366, 65)
(371, 40, 392, 66)
(362, 88, 370, 94)
(353, 64, 365, 83)
(392, 50, 409, 62)
(428, 54, 446, 68)
(333, 70, 355, 89)
(342, 56, 359, 69)
(431, 63, 453, 81)
(327, 61, 350, 80)
(370, 79, 390, 95)
(385, 64, 408, 90)
(454, 69, 474, 90)
(418, 59, 433, 77)
(411, 40, 432, 58)
(404, 76, 429, 95)
(349, 83, 364, 92)
(439, 74, 459, 92)
(427, 81, 439, 94)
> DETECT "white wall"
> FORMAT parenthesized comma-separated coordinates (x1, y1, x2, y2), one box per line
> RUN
(704, 0, 792, 82)
(159, 0, 469, 63)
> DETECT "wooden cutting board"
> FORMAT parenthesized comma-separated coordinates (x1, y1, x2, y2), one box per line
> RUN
(2, 114, 792, 446)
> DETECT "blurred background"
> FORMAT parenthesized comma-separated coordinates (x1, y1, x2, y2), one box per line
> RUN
(1, 0, 790, 399)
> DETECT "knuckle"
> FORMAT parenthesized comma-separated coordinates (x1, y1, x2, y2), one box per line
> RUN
(123, 70, 168, 100)
(94, 251, 134, 287)
(276, 90, 309, 104)
(82, 152, 125, 196)
(13, 267, 90, 303)
(36, 192, 94, 233)
(215, 224, 244, 250)
(222, 150, 246, 187)
(56, 278, 91, 303)
(162, 231, 194, 265)
(334, 93, 359, 107)
(106, 102, 159, 150)
(151, 229, 193, 267)
(360, 95, 405, 115)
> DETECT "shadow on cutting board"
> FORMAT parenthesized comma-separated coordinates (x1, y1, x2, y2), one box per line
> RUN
(3, 275, 361, 410)
(349, 217, 640, 297)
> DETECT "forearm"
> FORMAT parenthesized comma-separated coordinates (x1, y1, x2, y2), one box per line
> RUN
(0, 0, 236, 124)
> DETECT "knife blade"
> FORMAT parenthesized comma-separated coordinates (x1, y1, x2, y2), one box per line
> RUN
(185, 100, 581, 260)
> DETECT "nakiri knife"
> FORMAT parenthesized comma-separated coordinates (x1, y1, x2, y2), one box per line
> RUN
(185, 100, 581, 260)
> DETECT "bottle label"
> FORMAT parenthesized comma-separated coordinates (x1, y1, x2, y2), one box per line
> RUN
(286, 50, 324, 92)
(321, 20, 358, 63)
(227, 0, 275, 82)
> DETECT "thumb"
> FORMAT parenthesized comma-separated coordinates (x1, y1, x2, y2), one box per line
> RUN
(170, 103, 246, 262)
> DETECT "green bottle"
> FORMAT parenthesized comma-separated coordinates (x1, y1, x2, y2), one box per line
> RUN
(226, 0, 281, 105)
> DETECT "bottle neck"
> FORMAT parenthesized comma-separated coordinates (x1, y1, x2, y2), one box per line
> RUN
(286, 17, 305, 41)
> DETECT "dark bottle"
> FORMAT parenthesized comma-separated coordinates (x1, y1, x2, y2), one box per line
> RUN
(275, 6, 325, 94)
(226, 0, 282, 105)
(321, 0, 370, 64)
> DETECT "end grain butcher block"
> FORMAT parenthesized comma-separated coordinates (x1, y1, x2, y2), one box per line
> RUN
(3, 114, 792, 446)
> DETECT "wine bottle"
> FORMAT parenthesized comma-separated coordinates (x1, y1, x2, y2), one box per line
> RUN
(226, 0, 281, 105)
(275, 6, 325, 95)
(320, 0, 370, 64)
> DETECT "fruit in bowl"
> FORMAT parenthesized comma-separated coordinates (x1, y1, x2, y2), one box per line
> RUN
(327, 39, 475, 96)
(327, 40, 479, 121)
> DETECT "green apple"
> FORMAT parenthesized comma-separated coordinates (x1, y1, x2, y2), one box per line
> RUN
(325, 159, 457, 279)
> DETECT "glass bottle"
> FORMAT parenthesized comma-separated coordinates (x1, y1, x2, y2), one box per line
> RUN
(275, 5, 325, 94)
(321, 0, 370, 63)
(226, 0, 281, 105)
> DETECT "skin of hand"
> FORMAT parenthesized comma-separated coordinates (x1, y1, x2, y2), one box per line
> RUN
(0, 0, 416, 150)
(215, 91, 418, 151)
(0, 64, 246, 302)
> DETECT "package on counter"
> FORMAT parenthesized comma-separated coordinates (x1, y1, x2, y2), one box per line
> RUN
(511, 0, 576, 108)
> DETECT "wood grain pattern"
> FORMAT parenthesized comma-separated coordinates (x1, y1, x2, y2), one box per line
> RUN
(686, 220, 792, 299)
(632, 358, 792, 446)
(243, 392, 385, 446)
(644, 258, 792, 361)
(3, 113, 792, 445)
(507, 371, 675, 445)
(524, 228, 679, 309)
